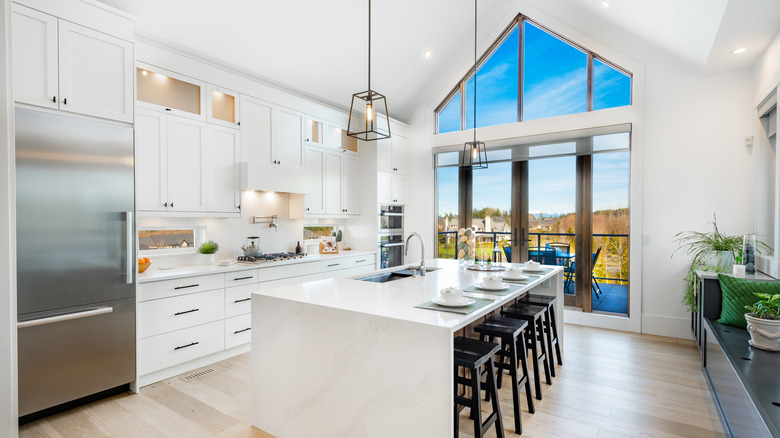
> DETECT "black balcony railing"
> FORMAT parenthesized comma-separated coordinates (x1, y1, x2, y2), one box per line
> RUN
(437, 230, 629, 286)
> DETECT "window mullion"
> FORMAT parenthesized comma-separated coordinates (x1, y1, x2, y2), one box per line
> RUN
(587, 53, 594, 112)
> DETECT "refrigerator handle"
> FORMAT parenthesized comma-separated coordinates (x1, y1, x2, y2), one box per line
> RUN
(125, 211, 133, 284)
(17, 307, 114, 329)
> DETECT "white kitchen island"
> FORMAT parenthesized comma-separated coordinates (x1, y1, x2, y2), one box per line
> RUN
(251, 258, 563, 438)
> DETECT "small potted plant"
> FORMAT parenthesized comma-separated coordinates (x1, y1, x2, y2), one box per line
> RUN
(744, 293, 780, 351)
(197, 240, 219, 265)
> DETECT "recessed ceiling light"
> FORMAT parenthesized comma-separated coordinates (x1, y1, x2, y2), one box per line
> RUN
(601, 1, 610, 7)
(731, 47, 747, 54)
(141, 70, 148, 76)
(424, 50, 433, 59)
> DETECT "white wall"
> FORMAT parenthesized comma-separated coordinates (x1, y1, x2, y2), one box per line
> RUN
(0, 0, 18, 434)
(753, 28, 780, 103)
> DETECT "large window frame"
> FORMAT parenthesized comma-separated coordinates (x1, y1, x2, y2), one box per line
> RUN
(434, 14, 632, 134)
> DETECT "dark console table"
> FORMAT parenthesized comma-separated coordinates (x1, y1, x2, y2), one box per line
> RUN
(693, 271, 780, 437)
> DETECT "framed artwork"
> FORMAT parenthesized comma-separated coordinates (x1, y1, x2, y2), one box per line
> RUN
(319, 236, 338, 254)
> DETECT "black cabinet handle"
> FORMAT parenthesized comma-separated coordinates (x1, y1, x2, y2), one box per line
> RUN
(170, 203, 174, 208)
(356, 259, 366, 263)
(305, 207, 310, 211)
(174, 341, 199, 350)
(174, 308, 199, 316)
(306, 138, 310, 142)
(174, 284, 199, 290)
(233, 276, 253, 281)
(234, 298, 251, 303)
(327, 263, 339, 267)
(237, 121, 240, 126)
(238, 204, 241, 210)
(52, 96, 56, 103)
(165, 108, 171, 111)
(278, 160, 281, 165)
(234, 328, 251, 334)
(164, 202, 168, 207)
(63, 98, 67, 105)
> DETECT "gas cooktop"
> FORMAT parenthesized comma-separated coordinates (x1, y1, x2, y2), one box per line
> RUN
(237, 252, 308, 263)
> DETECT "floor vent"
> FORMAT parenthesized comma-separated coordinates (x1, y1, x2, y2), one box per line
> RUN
(179, 368, 215, 383)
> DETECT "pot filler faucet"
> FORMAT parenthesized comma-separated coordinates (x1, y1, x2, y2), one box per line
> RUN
(404, 232, 426, 276)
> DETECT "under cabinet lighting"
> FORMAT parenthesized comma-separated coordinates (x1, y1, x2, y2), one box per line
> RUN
(731, 47, 747, 54)
(141, 70, 148, 76)
(601, 1, 610, 7)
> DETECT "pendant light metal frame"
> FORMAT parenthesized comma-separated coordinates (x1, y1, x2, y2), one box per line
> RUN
(461, 0, 488, 169)
(347, 0, 391, 141)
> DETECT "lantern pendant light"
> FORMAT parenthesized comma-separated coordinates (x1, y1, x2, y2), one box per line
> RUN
(461, 0, 488, 169)
(347, 0, 391, 141)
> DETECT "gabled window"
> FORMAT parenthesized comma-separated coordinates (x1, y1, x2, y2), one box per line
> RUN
(435, 14, 632, 134)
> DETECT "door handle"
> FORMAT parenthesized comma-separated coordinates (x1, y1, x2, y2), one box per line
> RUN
(17, 307, 113, 329)
(125, 211, 133, 284)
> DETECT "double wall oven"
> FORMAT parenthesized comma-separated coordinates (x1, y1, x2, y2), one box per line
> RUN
(378, 204, 404, 269)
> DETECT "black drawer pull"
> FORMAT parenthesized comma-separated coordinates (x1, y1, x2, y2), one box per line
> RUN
(233, 276, 253, 281)
(356, 259, 366, 263)
(174, 308, 199, 316)
(234, 298, 251, 303)
(234, 327, 251, 334)
(174, 341, 199, 350)
(327, 263, 340, 267)
(174, 284, 199, 290)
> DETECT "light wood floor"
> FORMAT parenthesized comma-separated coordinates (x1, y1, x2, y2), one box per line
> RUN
(19, 325, 726, 438)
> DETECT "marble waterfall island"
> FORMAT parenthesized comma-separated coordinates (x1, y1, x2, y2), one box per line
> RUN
(251, 258, 563, 437)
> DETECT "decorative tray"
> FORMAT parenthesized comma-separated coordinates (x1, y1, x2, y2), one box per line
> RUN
(466, 265, 506, 271)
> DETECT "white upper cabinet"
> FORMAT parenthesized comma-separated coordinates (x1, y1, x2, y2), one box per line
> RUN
(377, 171, 408, 205)
(377, 135, 409, 175)
(12, 3, 134, 123)
(136, 65, 205, 121)
(305, 116, 325, 147)
(341, 154, 360, 215)
(11, 4, 58, 110)
(167, 116, 207, 212)
(240, 95, 273, 163)
(304, 147, 325, 215)
(135, 109, 168, 212)
(325, 122, 359, 155)
(324, 152, 342, 215)
(207, 125, 241, 213)
(272, 106, 305, 169)
(207, 84, 240, 128)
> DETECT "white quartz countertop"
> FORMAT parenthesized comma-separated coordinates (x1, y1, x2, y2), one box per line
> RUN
(138, 250, 376, 283)
(253, 258, 563, 331)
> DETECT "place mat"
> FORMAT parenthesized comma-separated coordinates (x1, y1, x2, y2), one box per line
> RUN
(463, 283, 525, 296)
(522, 267, 554, 275)
(415, 297, 495, 315)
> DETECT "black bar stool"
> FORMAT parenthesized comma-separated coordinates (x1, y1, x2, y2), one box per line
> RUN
(500, 302, 552, 400)
(522, 294, 562, 367)
(474, 316, 535, 435)
(454, 336, 504, 438)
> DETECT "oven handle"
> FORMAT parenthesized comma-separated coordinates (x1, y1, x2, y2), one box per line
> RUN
(380, 242, 406, 247)
(380, 212, 404, 217)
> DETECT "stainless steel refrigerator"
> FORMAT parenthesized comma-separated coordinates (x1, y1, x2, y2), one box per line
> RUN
(15, 108, 136, 419)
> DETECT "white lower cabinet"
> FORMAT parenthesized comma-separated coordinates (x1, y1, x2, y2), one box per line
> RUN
(138, 289, 224, 338)
(138, 320, 225, 376)
(225, 283, 255, 318)
(225, 314, 252, 349)
(320, 254, 376, 279)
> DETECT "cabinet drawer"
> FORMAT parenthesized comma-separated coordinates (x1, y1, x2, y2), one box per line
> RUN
(321, 260, 344, 272)
(258, 273, 322, 291)
(138, 320, 225, 375)
(257, 261, 321, 282)
(139, 289, 224, 338)
(139, 274, 224, 302)
(341, 265, 375, 277)
(225, 269, 260, 286)
(225, 283, 256, 317)
(225, 314, 252, 349)
(343, 254, 374, 268)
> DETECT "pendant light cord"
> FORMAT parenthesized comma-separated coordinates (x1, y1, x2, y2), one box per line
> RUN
(368, 0, 371, 92)
(473, 0, 477, 143)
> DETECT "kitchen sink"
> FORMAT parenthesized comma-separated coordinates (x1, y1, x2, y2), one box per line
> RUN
(356, 267, 441, 283)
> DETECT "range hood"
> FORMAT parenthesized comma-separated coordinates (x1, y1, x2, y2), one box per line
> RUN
(240, 161, 313, 194)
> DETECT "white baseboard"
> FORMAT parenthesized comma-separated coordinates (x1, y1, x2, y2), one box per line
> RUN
(137, 343, 251, 388)
(641, 313, 693, 340)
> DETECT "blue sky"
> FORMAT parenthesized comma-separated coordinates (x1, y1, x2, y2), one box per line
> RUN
(436, 18, 632, 218)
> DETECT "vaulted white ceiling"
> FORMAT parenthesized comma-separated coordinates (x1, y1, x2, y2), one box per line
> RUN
(99, 0, 780, 123)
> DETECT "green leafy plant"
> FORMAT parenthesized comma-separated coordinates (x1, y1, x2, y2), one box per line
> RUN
(745, 293, 780, 320)
(673, 214, 771, 313)
(198, 240, 219, 254)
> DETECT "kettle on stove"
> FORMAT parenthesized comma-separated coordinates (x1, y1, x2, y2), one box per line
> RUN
(241, 236, 263, 257)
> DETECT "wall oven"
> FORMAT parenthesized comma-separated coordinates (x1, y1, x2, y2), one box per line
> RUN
(378, 204, 404, 269)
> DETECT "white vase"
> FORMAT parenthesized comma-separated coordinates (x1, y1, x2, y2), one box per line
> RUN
(745, 313, 780, 351)
(199, 253, 215, 265)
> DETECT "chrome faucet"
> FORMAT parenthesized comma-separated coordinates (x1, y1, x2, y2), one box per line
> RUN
(404, 232, 426, 276)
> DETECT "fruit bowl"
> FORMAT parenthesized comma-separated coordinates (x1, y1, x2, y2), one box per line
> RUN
(138, 258, 151, 273)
